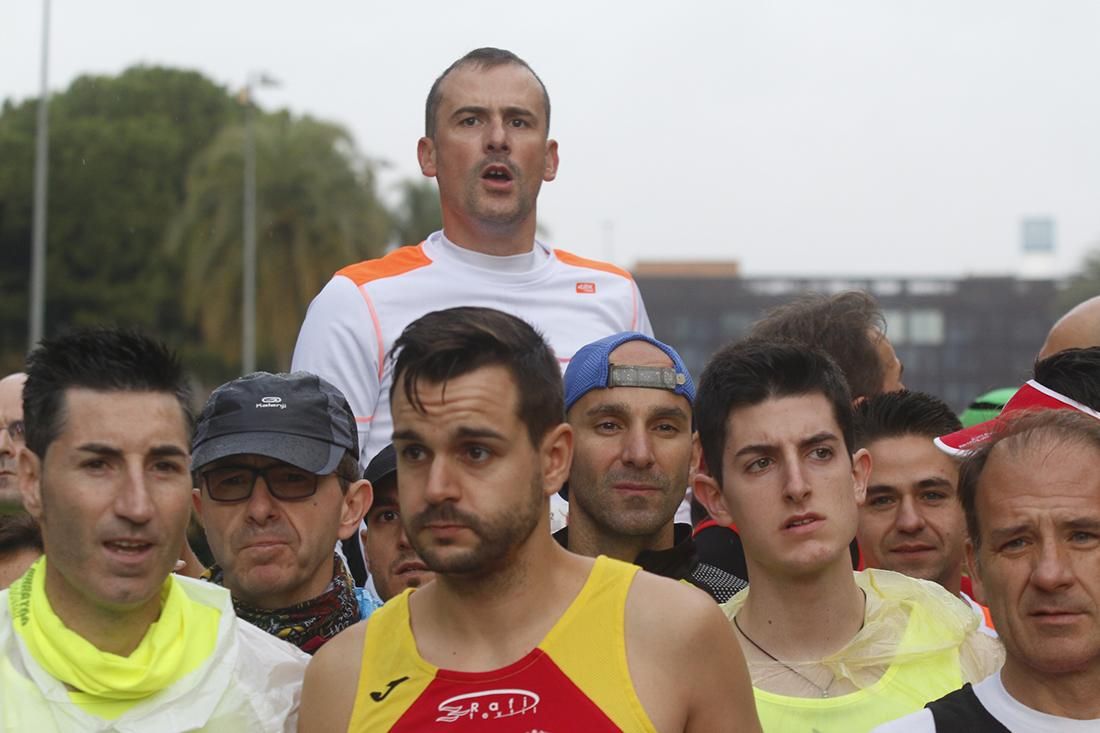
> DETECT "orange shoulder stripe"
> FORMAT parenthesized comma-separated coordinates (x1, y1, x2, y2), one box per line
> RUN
(336, 243, 433, 286)
(553, 249, 634, 281)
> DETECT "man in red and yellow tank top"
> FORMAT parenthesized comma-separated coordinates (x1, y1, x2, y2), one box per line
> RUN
(299, 307, 761, 732)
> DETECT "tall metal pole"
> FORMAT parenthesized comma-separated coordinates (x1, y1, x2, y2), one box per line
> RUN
(29, 0, 51, 349)
(242, 87, 257, 375)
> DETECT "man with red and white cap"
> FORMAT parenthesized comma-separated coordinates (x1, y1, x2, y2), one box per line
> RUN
(936, 347, 1100, 457)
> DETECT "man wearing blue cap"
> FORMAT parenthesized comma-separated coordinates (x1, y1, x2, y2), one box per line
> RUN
(558, 332, 747, 601)
(191, 371, 371, 654)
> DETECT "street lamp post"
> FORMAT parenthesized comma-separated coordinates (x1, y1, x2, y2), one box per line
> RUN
(28, 0, 51, 350)
(241, 72, 278, 375)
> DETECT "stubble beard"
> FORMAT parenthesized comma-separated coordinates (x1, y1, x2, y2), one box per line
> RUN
(409, 472, 545, 577)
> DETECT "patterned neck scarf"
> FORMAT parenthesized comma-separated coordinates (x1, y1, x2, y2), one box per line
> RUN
(204, 554, 359, 655)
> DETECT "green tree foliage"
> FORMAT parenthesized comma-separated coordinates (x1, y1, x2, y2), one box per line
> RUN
(391, 178, 442, 246)
(166, 111, 390, 374)
(0, 66, 235, 371)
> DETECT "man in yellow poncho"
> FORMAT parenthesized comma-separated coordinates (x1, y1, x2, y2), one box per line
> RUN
(693, 339, 1002, 733)
(0, 327, 307, 732)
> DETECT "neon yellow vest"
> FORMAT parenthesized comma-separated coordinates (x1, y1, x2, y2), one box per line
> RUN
(752, 585, 964, 732)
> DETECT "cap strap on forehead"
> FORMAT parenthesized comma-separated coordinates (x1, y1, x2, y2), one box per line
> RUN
(608, 364, 687, 392)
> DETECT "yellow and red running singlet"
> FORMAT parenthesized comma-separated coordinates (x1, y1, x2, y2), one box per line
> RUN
(348, 556, 658, 732)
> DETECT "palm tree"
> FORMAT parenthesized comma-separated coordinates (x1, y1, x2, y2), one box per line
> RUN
(166, 111, 389, 372)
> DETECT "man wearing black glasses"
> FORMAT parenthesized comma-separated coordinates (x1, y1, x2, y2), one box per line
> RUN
(0, 372, 26, 511)
(191, 371, 371, 654)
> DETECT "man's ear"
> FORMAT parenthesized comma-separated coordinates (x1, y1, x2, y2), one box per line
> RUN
(540, 423, 573, 498)
(338, 480, 372, 541)
(543, 139, 559, 182)
(850, 447, 872, 506)
(417, 137, 437, 178)
(17, 448, 44, 522)
(965, 538, 986, 604)
(693, 470, 734, 527)
(191, 487, 204, 519)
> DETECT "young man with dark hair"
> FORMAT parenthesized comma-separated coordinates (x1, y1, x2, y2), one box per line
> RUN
(359, 444, 433, 605)
(0, 327, 306, 731)
(191, 371, 371, 654)
(854, 391, 994, 633)
(749, 290, 904, 401)
(300, 307, 760, 733)
(292, 47, 652, 497)
(877, 410, 1100, 732)
(556, 331, 747, 601)
(694, 339, 1000, 732)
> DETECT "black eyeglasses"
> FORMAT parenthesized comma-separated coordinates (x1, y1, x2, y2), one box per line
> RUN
(0, 420, 24, 443)
(201, 464, 320, 502)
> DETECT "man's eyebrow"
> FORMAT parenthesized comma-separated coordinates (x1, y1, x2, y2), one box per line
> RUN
(989, 523, 1032, 544)
(391, 429, 421, 443)
(865, 484, 898, 495)
(915, 477, 954, 491)
(800, 431, 839, 450)
(585, 402, 630, 419)
(150, 445, 188, 459)
(455, 426, 506, 441)
(1064, 517, 1100, 533)
(733, 431, 838, 459)
(450, 105, 489, 120)
(76, 443, 122, 458)
(647, 405, 690, 422)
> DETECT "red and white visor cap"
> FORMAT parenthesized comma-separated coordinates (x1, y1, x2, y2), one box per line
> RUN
(935, 379, 1100, 456)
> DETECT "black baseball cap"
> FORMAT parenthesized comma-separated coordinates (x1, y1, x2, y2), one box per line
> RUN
(191, 371, 358, 475)
(364, 444, 397, 487)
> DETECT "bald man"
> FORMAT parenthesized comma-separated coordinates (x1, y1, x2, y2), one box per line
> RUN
(0, 373, 26, 510)
(1039, 294, 1100, 358)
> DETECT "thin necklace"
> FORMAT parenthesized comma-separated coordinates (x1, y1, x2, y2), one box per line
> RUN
(733, 589, 868, 700)
(733, 615, 834, 698)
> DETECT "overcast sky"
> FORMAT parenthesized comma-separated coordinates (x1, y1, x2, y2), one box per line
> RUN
(2, 1, 1098, 278)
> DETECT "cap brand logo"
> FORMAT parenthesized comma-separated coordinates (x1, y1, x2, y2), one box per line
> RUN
(262, 396, 282, 403)
(576, 282, 596, 294)
(256, 396, 287, 410)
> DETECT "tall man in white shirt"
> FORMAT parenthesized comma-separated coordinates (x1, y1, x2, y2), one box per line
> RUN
(292, 47, 652, 476)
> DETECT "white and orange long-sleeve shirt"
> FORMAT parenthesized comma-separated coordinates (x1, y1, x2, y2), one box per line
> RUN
(291, 231, 652, 468)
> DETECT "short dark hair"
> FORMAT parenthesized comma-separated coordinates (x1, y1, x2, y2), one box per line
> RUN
(425, 47, 551, 138)
(0, 512, 43, 556)
(1033, 347, 1100, 411)
(695, 339, 854, 486)
(23, 327, 192, 458)
(959, 409, 1100, 548)
(750, 291, 889, 400)
(390, 307, 564, 447)
(854, 390, 962, 450)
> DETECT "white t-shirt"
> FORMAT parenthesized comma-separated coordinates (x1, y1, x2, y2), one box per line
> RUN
(872, 671, 1100, 732)
(292, 231, 653, 468)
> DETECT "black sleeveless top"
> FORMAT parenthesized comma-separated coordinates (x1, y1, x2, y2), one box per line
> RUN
(925, 683, 1011, 732)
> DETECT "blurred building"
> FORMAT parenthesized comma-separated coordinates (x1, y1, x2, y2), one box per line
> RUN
(634, 265, 1061, 411)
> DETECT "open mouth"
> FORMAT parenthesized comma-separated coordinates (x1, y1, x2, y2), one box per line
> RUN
(481, 164, 514, 182)
(104, 539, 153, 555)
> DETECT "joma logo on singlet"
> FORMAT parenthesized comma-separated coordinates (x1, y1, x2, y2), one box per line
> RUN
(575, 282, 596, 294)
(436, 689, 540, 723)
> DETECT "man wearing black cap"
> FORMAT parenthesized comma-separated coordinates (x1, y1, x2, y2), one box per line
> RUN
(191, 371, 370, 654)
(556, 331, 747, 601)
(359, 445, 434, 607)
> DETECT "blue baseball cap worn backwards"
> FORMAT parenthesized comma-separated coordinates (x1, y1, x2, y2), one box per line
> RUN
(563, 332, 695, 412)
